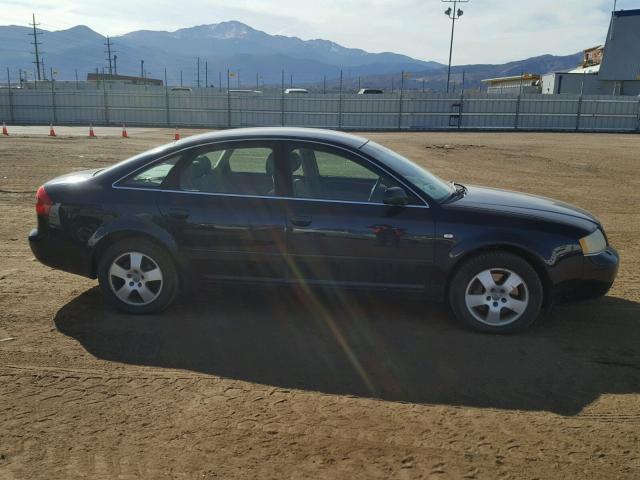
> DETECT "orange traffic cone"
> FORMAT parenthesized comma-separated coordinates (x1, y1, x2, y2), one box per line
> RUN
(121, 124, 129, 138)
(89, 124, 96, 138)
(174, 128, 180, 141)
(2, 122, 8, 136)
(48, 123, 56, 137)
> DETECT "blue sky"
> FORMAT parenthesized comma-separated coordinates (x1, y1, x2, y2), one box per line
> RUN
(2, 0, 638, 63)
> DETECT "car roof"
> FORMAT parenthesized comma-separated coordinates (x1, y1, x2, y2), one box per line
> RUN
(176, 127, 370, 149)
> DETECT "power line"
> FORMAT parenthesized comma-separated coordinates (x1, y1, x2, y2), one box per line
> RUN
(105, 36, 115, 75)
(29, 13, 43, 81)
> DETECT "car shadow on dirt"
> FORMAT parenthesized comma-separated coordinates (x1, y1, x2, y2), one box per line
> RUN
(54, 286, 640, 416)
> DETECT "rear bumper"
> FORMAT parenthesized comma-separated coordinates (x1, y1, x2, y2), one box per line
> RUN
(29, 228, 93, 278)
(555, 246, 619, 302)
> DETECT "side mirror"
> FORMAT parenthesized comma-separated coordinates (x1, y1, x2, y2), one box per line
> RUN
(383, 186, 409, 206)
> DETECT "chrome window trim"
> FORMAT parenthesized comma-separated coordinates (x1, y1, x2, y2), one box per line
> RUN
(111, 185, 429, 209)
(111, 137, 430, 209)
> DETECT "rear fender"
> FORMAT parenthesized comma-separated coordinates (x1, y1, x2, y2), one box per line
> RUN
(87, 217, 191, 285)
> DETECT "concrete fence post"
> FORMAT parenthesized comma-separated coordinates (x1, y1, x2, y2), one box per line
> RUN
(227, 70, 232, 128)
(165, 89, 170, 126)
(281, 69, 285, 127)
(164, 68, 170, 126)
(636, 97, 640, 132)
(398, 72, 404, 130)
(514, 95, 521, 129)
(575, 95, 583, 131)
(338, 70, 343, 130)
(6, 69, 15, 123)
(102, 81, 109, 125)
(50, 77, 57, 124)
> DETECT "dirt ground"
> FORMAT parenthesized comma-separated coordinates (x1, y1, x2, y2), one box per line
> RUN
(0, 129, 639, 479)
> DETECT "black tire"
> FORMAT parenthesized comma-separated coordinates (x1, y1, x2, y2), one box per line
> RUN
(97, 238, 179, 314)
(448, 252, 544, 333)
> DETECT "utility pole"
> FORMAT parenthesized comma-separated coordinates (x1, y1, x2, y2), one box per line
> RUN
(290, 74, 293, 88)
(197, 57, 200, 88)
(180, 70, 183, 87)
(256, 72, 259, 91)
(219, 71, 222, 92)
(113, 55, 118, 75)
(140, 60, 144, 78)
(323, 75, 326, 94)
(29, 13, 43, 81)
(104, 36, 115, 75)
(442, 0, 469, 93)
(205, 61, 208, 87)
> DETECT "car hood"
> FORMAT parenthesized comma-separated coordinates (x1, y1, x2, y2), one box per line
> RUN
(449, 185, 599, 225)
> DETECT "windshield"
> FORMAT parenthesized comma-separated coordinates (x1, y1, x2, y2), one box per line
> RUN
(361, 141, 455, 201)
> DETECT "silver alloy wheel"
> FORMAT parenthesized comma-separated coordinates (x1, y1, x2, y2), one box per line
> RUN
(464, 268, 529, 326)
(108, 251, 164, 306)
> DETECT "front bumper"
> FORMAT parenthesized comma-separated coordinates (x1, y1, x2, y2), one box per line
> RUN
(555, 246, 619, 302)
(29, 228, 93, 278)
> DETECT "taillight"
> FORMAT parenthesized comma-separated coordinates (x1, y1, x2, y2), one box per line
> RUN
(35, 185, 53, 216)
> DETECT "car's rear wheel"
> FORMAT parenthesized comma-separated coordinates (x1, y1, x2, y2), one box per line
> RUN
(449, 252, 543, 333)
(97, 238, 179, 314)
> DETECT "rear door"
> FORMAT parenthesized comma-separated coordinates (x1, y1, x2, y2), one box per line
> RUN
(281, 142, 436, 289)
(154, 141, 289, 282)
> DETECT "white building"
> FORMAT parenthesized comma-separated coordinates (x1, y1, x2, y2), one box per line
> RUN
(542, 10, 640, 95)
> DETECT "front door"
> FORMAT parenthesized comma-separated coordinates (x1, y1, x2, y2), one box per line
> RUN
(282, 142, 435, 289)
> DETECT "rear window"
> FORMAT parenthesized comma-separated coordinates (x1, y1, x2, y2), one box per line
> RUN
(121, 155, 180, 188)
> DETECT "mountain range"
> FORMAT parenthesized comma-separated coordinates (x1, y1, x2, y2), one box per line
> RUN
(0, 21, 583, 90)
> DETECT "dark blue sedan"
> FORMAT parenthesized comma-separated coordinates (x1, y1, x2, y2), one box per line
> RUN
(29, 128, 619, 333)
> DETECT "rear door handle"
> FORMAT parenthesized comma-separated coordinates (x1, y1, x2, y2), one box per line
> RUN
(167, 208, 190, 220)
(290, 215, 312, 227)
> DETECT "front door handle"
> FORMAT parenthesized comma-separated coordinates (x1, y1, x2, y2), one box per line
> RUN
(290, 215, 312, 227)
(167, 208, 190, 220)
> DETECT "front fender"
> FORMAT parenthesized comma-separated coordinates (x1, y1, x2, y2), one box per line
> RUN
(448, 227, 581, 267)
(434, 220, 584, 297)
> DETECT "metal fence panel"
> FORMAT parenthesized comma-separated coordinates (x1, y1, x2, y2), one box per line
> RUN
(0, 91, 11, 121)
(2, 88, 639, 133)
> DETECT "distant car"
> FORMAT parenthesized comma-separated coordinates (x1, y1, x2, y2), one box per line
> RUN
(29, 127, 618, 333)
(228, 89, 262, 94)
(170, 87, 192, 92)
(358, 88, 384, 94)
(284, 88, 309, 94)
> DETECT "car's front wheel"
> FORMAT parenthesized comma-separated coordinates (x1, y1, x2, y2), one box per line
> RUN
(97, 238, 179, 314)
(449, 252, 544, 333)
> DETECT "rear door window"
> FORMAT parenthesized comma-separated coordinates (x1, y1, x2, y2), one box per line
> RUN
(178, 145, 275, 196)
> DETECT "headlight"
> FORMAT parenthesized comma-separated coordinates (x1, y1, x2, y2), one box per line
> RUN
(579, 229, 607, 255)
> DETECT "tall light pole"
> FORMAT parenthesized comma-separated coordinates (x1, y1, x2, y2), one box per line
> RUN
(442, 0, 469, 93)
